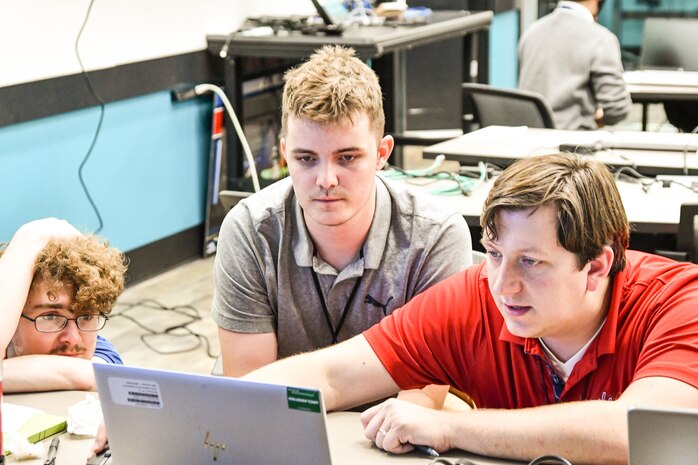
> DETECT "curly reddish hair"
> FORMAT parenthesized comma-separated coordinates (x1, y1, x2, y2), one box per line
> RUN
(29, 235, 127, 315)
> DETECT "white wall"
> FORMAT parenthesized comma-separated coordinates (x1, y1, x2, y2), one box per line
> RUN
(0, 0, 314, 88)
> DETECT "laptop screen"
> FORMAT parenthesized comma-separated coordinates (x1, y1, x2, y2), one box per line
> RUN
(312, 0, 351, 26)
(640, 18, 698, 72)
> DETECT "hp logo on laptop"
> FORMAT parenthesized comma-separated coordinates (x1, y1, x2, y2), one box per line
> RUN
(203, 431, 226, 461)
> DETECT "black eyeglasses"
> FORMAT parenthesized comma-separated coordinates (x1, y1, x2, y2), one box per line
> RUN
(21, 313, 109, 333)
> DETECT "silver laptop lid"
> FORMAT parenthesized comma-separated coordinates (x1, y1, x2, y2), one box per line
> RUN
(94, 364, 332, 465)
(628, 406, 698, 465)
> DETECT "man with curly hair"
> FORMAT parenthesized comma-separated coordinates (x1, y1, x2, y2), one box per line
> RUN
(0, 218, 127, 392)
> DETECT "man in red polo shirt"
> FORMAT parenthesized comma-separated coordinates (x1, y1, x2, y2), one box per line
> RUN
(245, 153, 698, 464)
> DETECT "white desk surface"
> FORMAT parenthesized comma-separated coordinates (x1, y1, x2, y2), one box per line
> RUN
(383, 172, 698, 234)
(422, 126, 698, 177)
(624, 70, 698, 99)
(5, 391, 95, 465)
(5, 391, 521, 465)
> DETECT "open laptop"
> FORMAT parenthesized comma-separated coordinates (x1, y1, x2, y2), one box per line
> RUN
(94, 364, 333, 465)
(628, 406, 698, 465)
(311, 0, 351, 27)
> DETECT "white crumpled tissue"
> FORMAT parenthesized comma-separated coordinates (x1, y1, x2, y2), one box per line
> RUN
(2, 403, 47, 460)
(3, 431, 44, 460)
(67, 393, 103, 436)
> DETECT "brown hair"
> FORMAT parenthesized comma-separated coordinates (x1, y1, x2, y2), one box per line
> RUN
(0, 235, 127, 315)
(481, 153, 629, 275)
(281, 45, 384, 140)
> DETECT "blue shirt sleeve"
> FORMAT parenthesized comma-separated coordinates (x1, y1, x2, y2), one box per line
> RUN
(94, 335, 123, 364)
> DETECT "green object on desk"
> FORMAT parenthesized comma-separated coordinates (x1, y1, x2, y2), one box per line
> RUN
(382, 161, 488, 196)
(16, 413, 66, 443)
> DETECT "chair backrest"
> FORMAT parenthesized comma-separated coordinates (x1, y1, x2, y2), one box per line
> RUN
(471, 250, 487, 265)
(655, 203, 698, 263)
(211, 353, 224, 376)
(677, 203, 698, 263)
(663, 101, 698, 133)
(462, 83, 556, 130)
(219, 190, 252, 212)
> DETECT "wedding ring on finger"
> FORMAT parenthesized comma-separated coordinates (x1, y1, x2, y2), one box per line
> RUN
(378, 428, 388, 436)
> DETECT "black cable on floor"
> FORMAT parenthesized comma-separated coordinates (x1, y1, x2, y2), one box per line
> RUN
(110, 299, 218, 359)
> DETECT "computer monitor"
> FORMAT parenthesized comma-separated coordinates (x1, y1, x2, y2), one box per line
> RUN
(639, 18, 698, 72)
(311, 0, 351, 26)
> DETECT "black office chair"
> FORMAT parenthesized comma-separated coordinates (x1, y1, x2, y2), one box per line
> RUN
(219, 190, 252, 212)
(663, 101, 698, 133)
(461, 83, 556, 131)
(655, 203, 698, 263)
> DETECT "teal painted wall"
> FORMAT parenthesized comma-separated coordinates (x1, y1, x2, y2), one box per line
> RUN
(0, 91, 212, 251)
(489, 9, 520, 89)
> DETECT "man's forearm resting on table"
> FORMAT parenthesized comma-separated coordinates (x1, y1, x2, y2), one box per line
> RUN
(364, 376, 698, 465)
(447, 400, 629, 464)
(3, 355, 96, 392)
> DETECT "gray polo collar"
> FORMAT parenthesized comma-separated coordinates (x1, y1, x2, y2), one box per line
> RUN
(292, 176, 392, 273)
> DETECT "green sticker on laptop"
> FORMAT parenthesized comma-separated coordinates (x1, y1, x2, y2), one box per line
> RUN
(287, 387, 321, 413)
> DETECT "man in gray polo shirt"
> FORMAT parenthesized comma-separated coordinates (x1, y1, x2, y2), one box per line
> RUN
(212, 45, 472, 377)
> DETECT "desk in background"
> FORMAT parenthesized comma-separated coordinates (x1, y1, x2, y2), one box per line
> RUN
(6, 391, 520, 465)
(206, 10, 493, 175)
(422, 126, 698, 177)
(382, 173, 698, 235)
(624, 70, 698, 131)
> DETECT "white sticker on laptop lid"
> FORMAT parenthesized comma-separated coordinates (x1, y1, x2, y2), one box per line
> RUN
(108, 377, 163, 409)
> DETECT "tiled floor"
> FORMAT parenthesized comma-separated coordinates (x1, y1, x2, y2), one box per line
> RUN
(100, 256, 219, 375)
